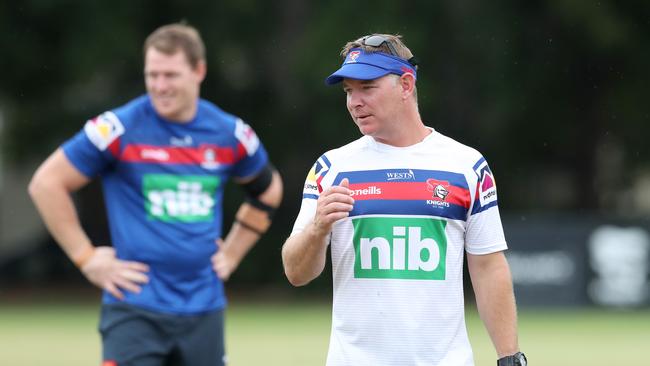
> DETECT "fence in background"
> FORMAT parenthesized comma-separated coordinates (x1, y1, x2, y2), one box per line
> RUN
(504, 214, 650, 307)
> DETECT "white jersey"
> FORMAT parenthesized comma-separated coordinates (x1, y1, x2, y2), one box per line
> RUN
(291, 128, 507, 366)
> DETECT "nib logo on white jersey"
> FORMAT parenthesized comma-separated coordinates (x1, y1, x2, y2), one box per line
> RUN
(352, 217, 448, 280)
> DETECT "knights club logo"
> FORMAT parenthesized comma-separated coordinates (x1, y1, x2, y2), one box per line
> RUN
(346, 51, 361, 63)
(426, 179, 450, 200)
(201, 148, 220, 170)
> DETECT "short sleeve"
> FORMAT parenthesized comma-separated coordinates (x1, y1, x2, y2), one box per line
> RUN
(465, 156, 507, 254)
(62, 111, 123, 178)
(230, 119, 269, 179)
(289, 155, 333, 237)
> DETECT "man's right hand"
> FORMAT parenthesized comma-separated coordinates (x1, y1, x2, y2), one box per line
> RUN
(311, 178, 354, 237)
(80, 246, 149, 300)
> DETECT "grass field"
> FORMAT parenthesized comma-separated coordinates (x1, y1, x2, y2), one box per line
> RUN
(0, 298, 648, 365)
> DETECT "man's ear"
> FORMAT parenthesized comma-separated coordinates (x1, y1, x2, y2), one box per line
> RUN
(195, 60, 207, 83)
(399, 73, 416, 99)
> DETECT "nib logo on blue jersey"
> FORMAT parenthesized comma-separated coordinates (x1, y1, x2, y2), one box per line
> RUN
(143, 174, 220, 222)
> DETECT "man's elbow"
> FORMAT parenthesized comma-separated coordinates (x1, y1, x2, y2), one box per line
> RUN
(281, 246, 313, 287)
(27, 171, 48, 202)
(265, 170, 283, 208)
(283, 268, 312, 287)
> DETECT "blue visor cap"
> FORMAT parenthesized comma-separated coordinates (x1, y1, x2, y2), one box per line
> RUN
(325, 48, 417, 85)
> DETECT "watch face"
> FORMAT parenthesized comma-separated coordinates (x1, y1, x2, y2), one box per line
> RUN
(517, 352, 527, 366)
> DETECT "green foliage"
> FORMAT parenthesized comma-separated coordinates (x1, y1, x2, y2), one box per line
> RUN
(3, 1, 649, 203)
(3, 0, 650, 284)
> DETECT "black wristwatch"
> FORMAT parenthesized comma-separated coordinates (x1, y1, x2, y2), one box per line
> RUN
(497, 352, 527, 366)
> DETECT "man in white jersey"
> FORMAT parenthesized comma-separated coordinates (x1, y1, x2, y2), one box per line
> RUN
(281, 34, 527, 366)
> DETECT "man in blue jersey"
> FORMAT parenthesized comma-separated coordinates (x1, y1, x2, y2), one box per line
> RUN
(282, 34, 526, 366)
(28, 23, 283, 366)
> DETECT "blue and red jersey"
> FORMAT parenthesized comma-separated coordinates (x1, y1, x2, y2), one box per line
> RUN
(63, 95, 268, 314)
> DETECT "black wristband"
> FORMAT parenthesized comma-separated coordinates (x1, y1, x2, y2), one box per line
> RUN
(244, 195, 277, 218)
(497, 352, 527, 366)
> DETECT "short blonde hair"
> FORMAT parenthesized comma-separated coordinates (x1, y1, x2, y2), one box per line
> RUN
(143, 23, 205, 68)
(340, 34, 416, 69)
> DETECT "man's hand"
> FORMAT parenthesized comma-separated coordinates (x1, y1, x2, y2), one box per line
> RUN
(80, 246, 149, 300)
(212, 239, 238, 281)
(311, 178, 354, 237)
(280, 178, 354, 286)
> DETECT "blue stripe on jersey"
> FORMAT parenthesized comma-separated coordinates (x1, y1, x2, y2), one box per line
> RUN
(314, 161, 324, 175)
(470, 199, 498, 215)
(303, 193, 319, 200)
(469, 156, 500, 215)
(314, 154, 333, 182)
(332, 169, 468, 189)
(350, 199, 468, 221)
(472, 157, 486, 173)
(320, 154, 331, 169)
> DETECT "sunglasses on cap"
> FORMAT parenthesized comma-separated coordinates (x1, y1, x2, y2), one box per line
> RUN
(361, 35, 419, 67)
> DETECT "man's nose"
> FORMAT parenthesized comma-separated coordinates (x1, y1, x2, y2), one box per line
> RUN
(151, 76, 169, 92)
(347, 91, 363, 108)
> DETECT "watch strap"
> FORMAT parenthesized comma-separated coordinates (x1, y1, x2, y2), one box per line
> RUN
(497, 352, 526, 366)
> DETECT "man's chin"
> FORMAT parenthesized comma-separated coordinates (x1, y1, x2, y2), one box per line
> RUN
(357, 124, 377, 136)
(153, 104, 176, 119)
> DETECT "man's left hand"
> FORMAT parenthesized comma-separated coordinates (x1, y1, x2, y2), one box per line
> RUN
(212, 238, 238, 281)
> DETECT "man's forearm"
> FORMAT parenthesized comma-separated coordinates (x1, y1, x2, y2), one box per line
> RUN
(220, 219, 262, 265)
(468, 253, 519, 357)
(281, 222, 329, 286)
(215, 172, 282, 280)
(29, 178, 94, 266)
(28, 149, 95, 267)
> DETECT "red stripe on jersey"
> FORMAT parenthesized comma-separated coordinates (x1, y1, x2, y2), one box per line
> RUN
(348, 182, 471, 208)
(316, 175, 325, 193)
(236, 142, 247, 161)
(120, 144, 237, 165)
(108, 137, 121, 157)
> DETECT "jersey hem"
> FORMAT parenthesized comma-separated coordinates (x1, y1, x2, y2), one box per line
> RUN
(465, 241, 508, 255)
(102, 297, 227, 316)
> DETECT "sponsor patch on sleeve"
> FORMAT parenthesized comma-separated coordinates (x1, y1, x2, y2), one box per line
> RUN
(302, 155, 332, 199)
(474, 158, 498, 208)
(314, 155, 331, 187)
(84, 111, 125, 151)
(234, 119, 260, 156)
(302, 165, 320, 198)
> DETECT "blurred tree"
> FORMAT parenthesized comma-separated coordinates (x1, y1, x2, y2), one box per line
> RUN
(1, 0, 649, 286)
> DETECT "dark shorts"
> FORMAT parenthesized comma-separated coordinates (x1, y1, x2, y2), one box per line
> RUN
(99, 303, 225, 366)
